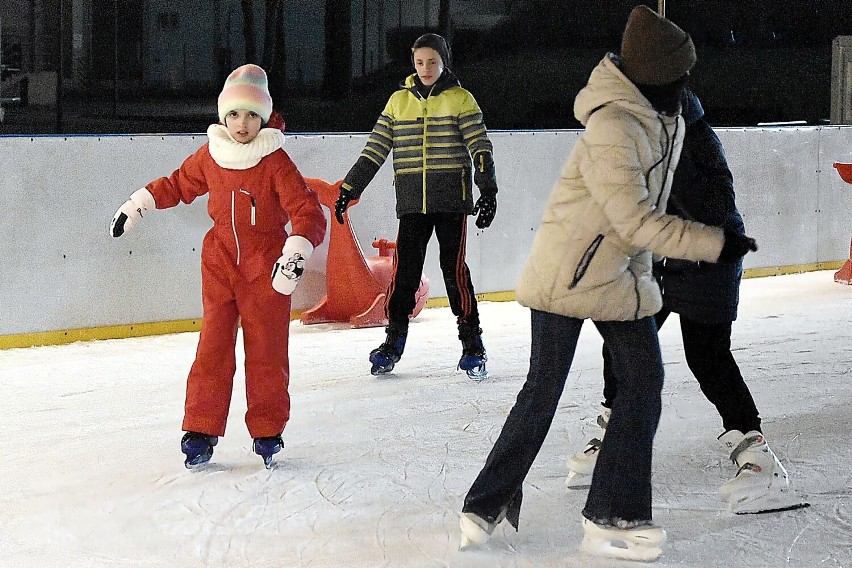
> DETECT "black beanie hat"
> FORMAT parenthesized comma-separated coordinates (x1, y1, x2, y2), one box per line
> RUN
(620, 5, 696, 86)
(411, 33, 451, 68)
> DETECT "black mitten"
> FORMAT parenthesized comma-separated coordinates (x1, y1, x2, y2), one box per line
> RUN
(718, 230, 758, 263)
(472, 195, 497, 229)
(334, 189, 354, 224)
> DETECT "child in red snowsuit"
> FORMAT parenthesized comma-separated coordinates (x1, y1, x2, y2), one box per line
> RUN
(109, 64, 326, 468)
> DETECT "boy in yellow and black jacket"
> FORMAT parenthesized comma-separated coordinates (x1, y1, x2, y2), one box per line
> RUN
(334, 33, 498, 378)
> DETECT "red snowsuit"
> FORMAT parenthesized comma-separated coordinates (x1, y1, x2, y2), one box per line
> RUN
(146, 124, 326, 438)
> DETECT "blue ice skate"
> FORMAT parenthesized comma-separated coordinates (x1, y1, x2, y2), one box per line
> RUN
(369, 328, 407, 375)
(459, 332, 488, 380)
(253, 435, 283, 468)
(181, 432, 218, 468)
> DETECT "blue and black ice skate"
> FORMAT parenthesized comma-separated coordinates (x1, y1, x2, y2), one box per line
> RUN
(181, 431, 218, 468)
(253, 435, 283, 468)
(458, 332, 488, 380)
(369, 328, 407, 375)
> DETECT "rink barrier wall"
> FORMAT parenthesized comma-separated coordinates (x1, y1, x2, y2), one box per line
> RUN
(2, 126, 852, 349)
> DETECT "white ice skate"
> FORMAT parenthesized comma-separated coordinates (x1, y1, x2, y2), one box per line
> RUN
(458, 511, 503, 549)
(718, 430, 809, 514)
(565, 405, 610, 489)
(580, 516, 666, 562)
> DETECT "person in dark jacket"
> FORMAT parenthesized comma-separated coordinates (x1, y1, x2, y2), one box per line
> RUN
(334, 33, 498, 378)
(565, 87, 807, 515)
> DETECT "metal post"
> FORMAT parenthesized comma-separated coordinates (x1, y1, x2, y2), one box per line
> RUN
(113, 0, 118, 116)
(1, 17, 5, 123)
(56, 0, 63, 133)
(362, 0, 367, 77)
(658, 0, 665, 17)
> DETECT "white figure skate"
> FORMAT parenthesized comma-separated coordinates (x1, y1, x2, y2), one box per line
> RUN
(580, 516, 666, 562)
(565, 405, 611, 489)
(718, 430, 809, 514)
(458, 511, 504, 549)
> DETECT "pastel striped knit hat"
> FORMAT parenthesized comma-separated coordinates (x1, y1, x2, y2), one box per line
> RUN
(217, 64, 273, 123)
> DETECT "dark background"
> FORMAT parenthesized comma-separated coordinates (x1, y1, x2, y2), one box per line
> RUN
(2, 0, 851, 134)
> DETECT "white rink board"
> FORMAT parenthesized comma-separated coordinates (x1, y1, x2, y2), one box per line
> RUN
(2, 126, 852, 335)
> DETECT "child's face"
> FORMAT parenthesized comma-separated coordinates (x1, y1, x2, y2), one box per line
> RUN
(224, 109, 263, 143)
(413, 47, 444, 87)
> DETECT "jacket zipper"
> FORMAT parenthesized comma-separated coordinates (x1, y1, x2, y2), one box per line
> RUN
(421, 96, 429, 213)
(231, 191, 241, 265)
(568, 234, 604, 289)
(250, 196, 256, 225)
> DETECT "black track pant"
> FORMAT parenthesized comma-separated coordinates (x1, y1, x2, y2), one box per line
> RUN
(386, 213, 479, 333)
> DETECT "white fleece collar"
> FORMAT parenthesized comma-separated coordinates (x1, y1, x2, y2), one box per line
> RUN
(207, 124, 286, 170)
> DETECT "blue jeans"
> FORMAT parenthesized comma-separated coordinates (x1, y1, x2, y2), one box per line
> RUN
(463, 309, 664, 527)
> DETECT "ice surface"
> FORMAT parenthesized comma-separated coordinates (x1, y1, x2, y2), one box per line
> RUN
(2, 271, 850, 567)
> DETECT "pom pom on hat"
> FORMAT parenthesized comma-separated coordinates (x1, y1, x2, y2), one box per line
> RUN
(620, 5, 696, 86)
(218, 64, 273, 123)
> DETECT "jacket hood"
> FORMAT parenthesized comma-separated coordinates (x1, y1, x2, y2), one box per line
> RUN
(403, 69, 461, 98)
(680, 88, 705, 126)
(574, 54, 662, 126)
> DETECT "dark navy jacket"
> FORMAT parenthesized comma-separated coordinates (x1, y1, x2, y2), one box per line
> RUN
(655, 89, 746, 323)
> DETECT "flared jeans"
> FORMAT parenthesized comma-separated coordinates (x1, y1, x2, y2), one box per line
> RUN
(463, 309, 664, 527)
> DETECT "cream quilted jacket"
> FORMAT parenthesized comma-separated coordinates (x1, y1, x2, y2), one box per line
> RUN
(516, 54, 725, 321)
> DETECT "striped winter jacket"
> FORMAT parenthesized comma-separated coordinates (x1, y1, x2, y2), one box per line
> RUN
(342, 70, 496, 218)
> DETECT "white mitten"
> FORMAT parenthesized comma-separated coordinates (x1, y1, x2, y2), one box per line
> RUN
(110, 188, 156, 237)
(272, 235, 314, 295)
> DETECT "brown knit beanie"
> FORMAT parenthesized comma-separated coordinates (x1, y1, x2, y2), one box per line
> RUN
(620, 5, 696, 86)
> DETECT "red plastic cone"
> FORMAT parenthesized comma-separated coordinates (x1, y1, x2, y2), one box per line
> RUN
(835, 238, 852, 284)
(300, 178, 429, 327)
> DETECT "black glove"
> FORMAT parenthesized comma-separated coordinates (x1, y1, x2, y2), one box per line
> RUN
(334, 189, 354, 224)
(718, 230, 758, 263)
(472, 195, 497, 229)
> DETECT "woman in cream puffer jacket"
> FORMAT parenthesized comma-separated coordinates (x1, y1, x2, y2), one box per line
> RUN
(462, 8, 759, 561)
(515, 53, 724, 320)
(461, 46, 758, 562)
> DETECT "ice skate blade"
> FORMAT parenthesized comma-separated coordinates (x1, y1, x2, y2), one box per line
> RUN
(458, 512, 493, 549)
(729, 492, 811, 514)
(564, 470, 592, 489)
(370, 363, 394, 375)
(184, 454, 212, 468)
(458, 360, 488, 380)
(581, 537, 664, 562)
(735, 501, 810, 515)
(464, 367, 488, 380)
(581, 518, 665, 562)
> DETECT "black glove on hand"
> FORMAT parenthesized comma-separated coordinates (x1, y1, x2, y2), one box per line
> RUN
(334, 190, 354, 224)
(472, 195, 497, 229)
(718, 230, 758, 263)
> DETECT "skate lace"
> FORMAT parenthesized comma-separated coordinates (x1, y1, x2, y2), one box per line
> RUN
(729, 433, 764, 464)
(585, 437, 603, 453)
(736, 462, 763, 475)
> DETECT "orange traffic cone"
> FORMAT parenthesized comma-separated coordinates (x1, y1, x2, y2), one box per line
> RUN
(300, 178, 429, 328)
